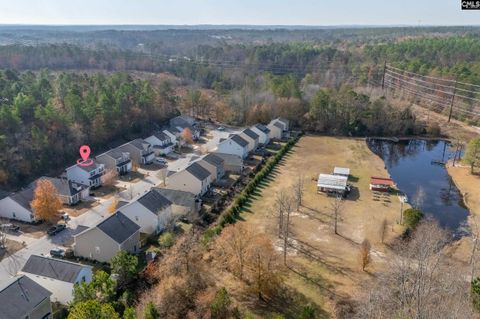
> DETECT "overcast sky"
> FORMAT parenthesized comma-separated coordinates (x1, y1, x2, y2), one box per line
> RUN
(0, 0, 478, 26)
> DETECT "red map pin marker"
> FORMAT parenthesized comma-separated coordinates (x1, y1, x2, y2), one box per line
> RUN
(79, 145, 91, 162)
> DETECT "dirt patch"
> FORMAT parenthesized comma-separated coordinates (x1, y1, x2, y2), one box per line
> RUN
(119, 171, 145, 183)
(62, 200, 99, 218)
(93, 185, 123, 199)
(0, 238, 25, 261)
(238, 135, 409, 315)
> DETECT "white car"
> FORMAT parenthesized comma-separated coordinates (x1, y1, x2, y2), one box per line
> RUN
(154, 157, 168, 165)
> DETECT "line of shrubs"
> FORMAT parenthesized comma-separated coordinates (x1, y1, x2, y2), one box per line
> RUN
(202, 137, 298, 245)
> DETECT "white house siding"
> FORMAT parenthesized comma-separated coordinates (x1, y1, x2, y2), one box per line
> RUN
(250, 126, 270, 145)
(216, 140, 248, 159)
(167, 170, 204, 196)
(267, 124, 282, 139)
(239, 133, 257, 152)
(120, 232, 140, 255)
(30, 298, 53, 319)
(0, 197, 35, 222)
(163, 130, 178, 146)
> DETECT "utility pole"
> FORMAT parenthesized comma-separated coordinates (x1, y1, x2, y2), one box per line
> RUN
(447, 80, 457, 123)
(381, 60, 387, 92)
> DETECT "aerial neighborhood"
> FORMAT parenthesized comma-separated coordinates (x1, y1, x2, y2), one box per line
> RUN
(0, 114, 292, 316)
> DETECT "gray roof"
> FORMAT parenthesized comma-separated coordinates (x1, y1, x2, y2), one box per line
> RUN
(152, 131, 170, 142)
(22, 255, 91, 283)
(202, 153, 224, 168)
(37, 177, 87, 197)
(186, 162, 211, 181)
(231, 134, 249, 147)
(137, 190, 172, 214)
(102, 149, 129, 160)
(273, 121, 284, 129)
(242, 128, 259, 140)
(10, 186, 34, 211)
(255, 123, 270, 134)
(213, 152, 243, 166)
(0, 275, 52, 319)
(97, 211, 140, 244)
(126, 139, 151, 151)
(77, 161, 103, 173)
(152, 188, 197, 207)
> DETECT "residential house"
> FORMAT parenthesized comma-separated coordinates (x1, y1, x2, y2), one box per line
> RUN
(152, 188, 201, 221)
(216, 134, 249, 159)
(197, 153, 225, 182)
(170, 115, 200, 140)
(121, 190, 173, 235)
(38, 177, 89, 206)
(240, 128, 259, 152)
(0, 275, 52, 319)
(21, 255, 93, 304)
(167, 162, 211, 196)
(163, 127, 180, 147)
(213, 152, 244, 173)
(0, 186, 36, 222)
(66, 161, 105, 188)
(73, 211, 141, 263)
(117, 139, 155, 165)
(144, 131, 174, 155)
(250, 123, 271, 145)
(96, 149, 132, 175)
(267, 121, 283, 139)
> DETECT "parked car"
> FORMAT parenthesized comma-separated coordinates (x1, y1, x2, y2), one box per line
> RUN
(1, 224, 20, 232)
(49, 247, 65, 258)
(154, 157, 168, 165)
(47, 224, 66, 236)
(61, 213, 70, 221)
(217, 126, 225, 131)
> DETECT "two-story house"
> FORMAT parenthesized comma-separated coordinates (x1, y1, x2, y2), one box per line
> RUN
(21, 255, 93, 305)
(240, 128, 260, 152)
(197, 153, 225, 182)
(268, 118, 290, 139)
(144, 131, 174, 155)
(121, 190, 173, 235)
(38, 177, 90, 205)
(0, 275, 53, 319)
(216, 134, 249, 159)
(73, 211, 141, 263)
(167, 162, 211, 196)
(170, 115, 200, 140)
(251, 123, 271, 145)
(66, 161, 105, 188)
(96, 149, 132, 175)
(117, 139, 155, 165)
(152, 188, 201, 222)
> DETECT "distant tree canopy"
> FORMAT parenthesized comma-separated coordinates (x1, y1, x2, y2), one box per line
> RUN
(0, 70, 177, 187)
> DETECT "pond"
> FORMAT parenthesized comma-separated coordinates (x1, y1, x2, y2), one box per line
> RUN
(368, 139, 469, 236)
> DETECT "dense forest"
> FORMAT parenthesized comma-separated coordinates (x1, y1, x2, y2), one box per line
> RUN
(1, 27, 480, 187)
(0, 70, 178, 187)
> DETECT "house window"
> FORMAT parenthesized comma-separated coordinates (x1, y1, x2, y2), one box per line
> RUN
(82, 276, 86, 282)
(134, 245, 137, 252)
(12, 212, 16, 218)
(95, 246, 100, 254)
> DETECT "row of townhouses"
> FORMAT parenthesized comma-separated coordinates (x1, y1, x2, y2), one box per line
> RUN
(0, 116, 290, 316)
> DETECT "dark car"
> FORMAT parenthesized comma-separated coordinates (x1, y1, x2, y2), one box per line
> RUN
(50, 247, 65, 258)
(47, 224, 67, 236)
(2, 224, 20, 232)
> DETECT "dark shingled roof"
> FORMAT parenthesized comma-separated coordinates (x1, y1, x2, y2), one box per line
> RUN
(127, 138, 151, 151)
(10, 187, 34, 211)
(137, 190, 172, 214)
(255, 123, 270, 134)
(38, 177, 87, 197)
(231, 134, 248, 147)
(242, 128, 259, 141)
(97, 211, 140, 244)
(22, 255, 91, 283)
(186, 162, 211, 181)
(0, 275, 52, 319)
(78, 161, 103, 173)
(152, 188, 197, 207)
(202, 153, 224, 168)
(152, 131, 170, 141)
(104, 149, 129, 160)
(273, 121, 284, 129)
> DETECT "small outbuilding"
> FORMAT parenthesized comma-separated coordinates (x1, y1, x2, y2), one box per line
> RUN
(369, 177, 394, 192)
(317, 174, 348, 195)
(333, 167, 350, 177)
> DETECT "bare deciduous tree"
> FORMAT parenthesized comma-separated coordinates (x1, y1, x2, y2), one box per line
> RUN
(379, 219, 388, 244)
(292, 174, 305, 210)
(101, 168, 118, 187)
(158, 168, 168, 186)
(357, 220, 476, 319)
(330, 196, 344, 235)
(359, 239, 371, 271)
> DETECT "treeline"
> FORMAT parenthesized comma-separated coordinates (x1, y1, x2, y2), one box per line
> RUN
(0, 70, 178, 187)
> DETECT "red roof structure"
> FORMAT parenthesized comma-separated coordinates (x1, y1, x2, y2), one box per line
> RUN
(370, 176, 394, 186)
